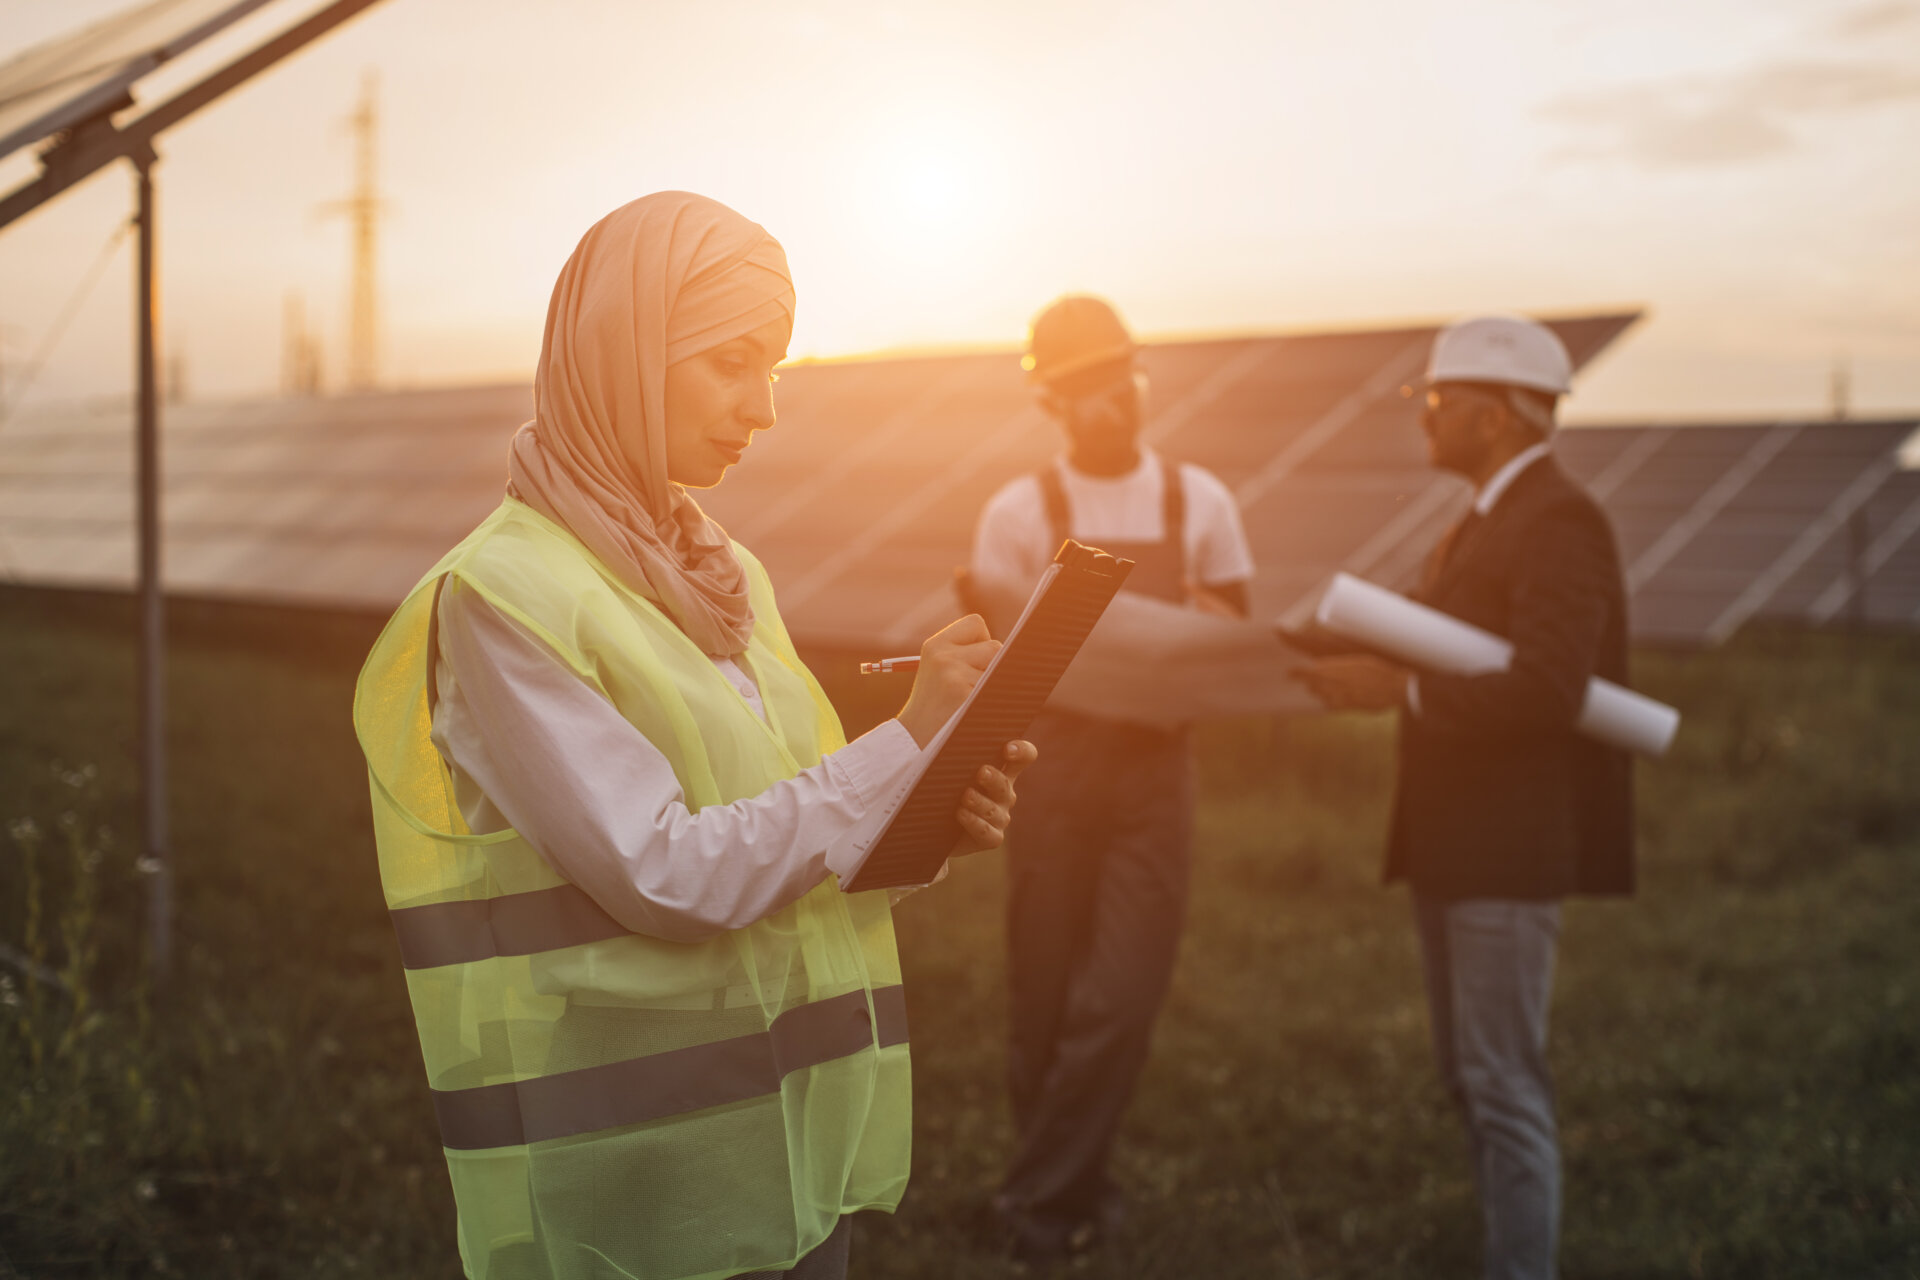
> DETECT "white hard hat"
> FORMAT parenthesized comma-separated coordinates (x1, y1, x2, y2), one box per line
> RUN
(1425, 315, 1573, 396)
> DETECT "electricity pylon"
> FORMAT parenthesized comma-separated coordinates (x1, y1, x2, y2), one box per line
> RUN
(320, 70, 385, 392)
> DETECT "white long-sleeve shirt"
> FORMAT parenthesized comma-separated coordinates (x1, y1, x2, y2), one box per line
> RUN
(428, 584, 920, 943)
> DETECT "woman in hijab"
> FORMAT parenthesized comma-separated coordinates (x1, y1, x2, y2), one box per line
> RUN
(355, 192, 1032, 1280)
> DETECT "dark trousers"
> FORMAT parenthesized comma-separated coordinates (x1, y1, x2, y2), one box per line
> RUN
(1000, 710, 1195, 1226)
(736, 1214, 851, 1279)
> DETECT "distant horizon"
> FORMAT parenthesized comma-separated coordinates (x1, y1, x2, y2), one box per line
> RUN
(9, 314, 1918, 437)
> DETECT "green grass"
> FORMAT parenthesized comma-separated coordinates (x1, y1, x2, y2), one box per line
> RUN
(1, 589, 1917, 1278)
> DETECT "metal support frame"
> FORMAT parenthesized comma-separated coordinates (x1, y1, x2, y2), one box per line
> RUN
(0, 0, 390, 983)
(0, 0, 386, 234)
(133, 147, 171, 982)
(1846, 509, 1869, 633)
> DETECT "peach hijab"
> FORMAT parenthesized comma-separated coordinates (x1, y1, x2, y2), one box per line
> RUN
(507, 192, 795, 657)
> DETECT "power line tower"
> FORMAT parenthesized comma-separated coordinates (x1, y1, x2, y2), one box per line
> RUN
(281, 291, 323, 395)
(321, 70, 386, 392)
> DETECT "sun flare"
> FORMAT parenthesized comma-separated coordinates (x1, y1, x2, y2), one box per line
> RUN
(852, 112, 1012, 261)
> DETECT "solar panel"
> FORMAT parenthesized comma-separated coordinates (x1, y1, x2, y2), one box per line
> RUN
(2, 312, 1914, 648)
(0, 0, 279, 165)
(1553, 418, 1920, 643)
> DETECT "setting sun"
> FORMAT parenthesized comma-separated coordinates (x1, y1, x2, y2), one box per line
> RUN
(898, 151, 970, 230)
(851, 110, 1012, 266)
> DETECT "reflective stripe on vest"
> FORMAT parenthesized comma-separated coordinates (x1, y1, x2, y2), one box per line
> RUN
(432, 986, 910, 1150)
(389, 883, 632, 969)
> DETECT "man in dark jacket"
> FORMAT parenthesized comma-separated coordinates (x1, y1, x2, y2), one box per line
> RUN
(1298, 315, 1634, 1280)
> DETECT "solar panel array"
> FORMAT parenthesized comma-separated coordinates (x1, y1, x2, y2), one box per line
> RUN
(0, 0, 278, 164)
(1555, 418, 1920, 643)
(2, 311, 1916, 649)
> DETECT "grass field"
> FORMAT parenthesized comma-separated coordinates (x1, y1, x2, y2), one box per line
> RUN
(1, 588, 1917, 1278)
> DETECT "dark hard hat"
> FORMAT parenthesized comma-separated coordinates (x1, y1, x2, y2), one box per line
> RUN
(1022, 294, 1137, 385)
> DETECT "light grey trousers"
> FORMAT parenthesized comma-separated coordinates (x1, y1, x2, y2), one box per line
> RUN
(1413, 896, 1562, 1280)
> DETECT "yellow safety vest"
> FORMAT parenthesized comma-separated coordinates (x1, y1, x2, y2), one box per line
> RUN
(352, 498, 911, 1280)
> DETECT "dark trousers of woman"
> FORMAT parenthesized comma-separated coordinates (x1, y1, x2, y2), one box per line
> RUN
(737, 1214, 852, 1279)
(998, 710, 1195, 1240)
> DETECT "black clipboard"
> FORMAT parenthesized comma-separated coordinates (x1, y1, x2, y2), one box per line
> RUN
(840, 540, 1134, 893)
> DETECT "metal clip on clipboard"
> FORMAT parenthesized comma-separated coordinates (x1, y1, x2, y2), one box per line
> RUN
(839, 539, 1134, 893)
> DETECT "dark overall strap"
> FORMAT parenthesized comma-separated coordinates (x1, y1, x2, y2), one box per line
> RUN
(1160, 455, 1186, 571)
(1034, 455, 1186, 561)
(1035, 465, 1071, 549)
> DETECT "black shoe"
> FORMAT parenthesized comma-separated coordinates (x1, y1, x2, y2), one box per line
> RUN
(990, 1195, 1109, 1268)
(991, 1195, 1075, 1266)
(1093, 1184, 1127, 1239)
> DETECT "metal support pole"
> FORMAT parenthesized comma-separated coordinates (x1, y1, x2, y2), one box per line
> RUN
(1847, 508, 1869, 634)
(133, 148, 171, 984)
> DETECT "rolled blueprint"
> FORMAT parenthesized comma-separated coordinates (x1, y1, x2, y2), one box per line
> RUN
(1312, 573, 1680, 757)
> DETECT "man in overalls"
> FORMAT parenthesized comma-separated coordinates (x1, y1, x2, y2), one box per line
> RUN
(967, 295, 1255, 1262)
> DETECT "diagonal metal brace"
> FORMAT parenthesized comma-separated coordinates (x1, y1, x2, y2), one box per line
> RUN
(0, 0, 386, 232)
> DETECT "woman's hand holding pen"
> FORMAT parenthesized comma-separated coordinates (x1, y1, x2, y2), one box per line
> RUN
(895, 614, 1000, 749)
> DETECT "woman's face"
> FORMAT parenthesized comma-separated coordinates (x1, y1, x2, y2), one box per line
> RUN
(657, 312, 793, 489)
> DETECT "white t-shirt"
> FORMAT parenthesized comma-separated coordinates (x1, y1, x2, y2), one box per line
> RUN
(970, 447, 1255, 589)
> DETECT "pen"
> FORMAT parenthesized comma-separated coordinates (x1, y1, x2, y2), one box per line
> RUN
(858, 655, 920, 675)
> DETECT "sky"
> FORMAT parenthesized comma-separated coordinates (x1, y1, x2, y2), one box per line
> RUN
(0, 0, 1917, 423)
